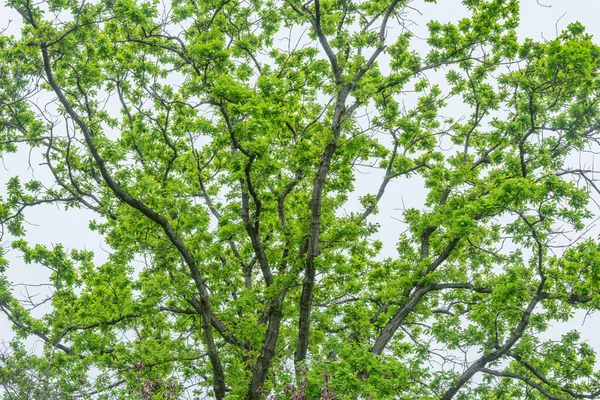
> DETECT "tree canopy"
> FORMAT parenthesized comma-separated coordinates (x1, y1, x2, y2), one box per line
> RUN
(2, 0, 600, 398)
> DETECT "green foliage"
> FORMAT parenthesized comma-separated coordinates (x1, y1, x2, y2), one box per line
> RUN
(2, 0, 600, 399)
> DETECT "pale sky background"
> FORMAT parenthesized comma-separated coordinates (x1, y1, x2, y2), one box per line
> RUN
(2, 0, 600, 394)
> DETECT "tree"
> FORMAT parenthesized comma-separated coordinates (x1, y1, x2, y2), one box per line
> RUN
(2, 0, 600, 398)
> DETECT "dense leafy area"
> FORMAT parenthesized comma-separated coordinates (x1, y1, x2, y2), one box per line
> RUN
(2, 0, 600, 398)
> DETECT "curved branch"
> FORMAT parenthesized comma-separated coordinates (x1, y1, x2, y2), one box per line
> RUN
(441, 279, 546, 400)
(38, 45, 227, 400)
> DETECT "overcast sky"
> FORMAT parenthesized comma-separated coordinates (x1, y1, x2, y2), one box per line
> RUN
(2, 0, 600, 385)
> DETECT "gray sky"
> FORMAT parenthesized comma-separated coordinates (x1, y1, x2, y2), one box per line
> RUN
(1, 0, 600, 392)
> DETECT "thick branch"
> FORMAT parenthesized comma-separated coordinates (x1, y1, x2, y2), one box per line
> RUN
(441, 279, 546, 400)
(39, 46, 227, 400)
(372, 237, 461, 354)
